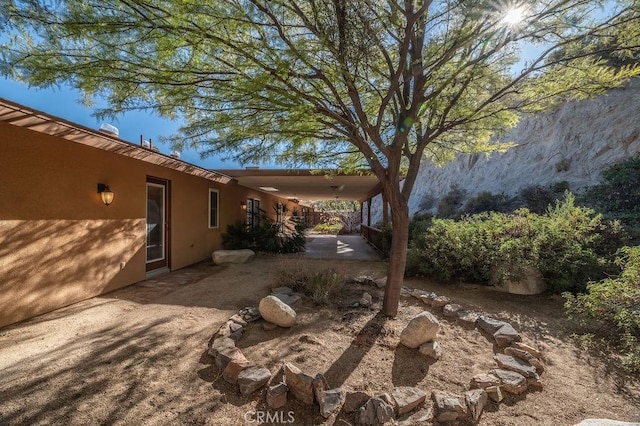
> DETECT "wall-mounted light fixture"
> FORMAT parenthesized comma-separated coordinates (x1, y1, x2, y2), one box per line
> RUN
(240, 201, 247, 211)
(97, 183, 114, 206)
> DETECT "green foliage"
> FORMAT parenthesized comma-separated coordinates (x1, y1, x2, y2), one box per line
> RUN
(407, 213, 499, 282)
(462, 191, 512, 215)
(305, 269, 345, 305)
(518, 184, 559, 214)
(275, 263, 345, 305)
(437, 186, 467, 219)
(564, 246, 640, 373)
(314, 200, 360, 234)
(406, 194, 626, 292)
(584, 154, 640, 228)
(549, 181, 570, 193)
(222, 207, 306, 254)
(312, 222, 343, 235)
(221, 222, 253, 250)
(408, 212, 433, 242)
(555, 158, 570, 172)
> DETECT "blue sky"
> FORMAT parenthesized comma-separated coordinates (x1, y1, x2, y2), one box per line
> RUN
(1, 76, 243, 169)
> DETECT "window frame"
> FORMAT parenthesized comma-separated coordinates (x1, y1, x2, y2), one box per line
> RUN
(208, 188, 219, 229)
(247, 197, 261, 228)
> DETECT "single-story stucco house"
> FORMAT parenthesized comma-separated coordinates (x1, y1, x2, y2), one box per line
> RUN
(0, 98, 314, 328)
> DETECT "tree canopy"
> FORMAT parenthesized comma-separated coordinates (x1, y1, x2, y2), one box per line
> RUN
(2, 0, 639, 315)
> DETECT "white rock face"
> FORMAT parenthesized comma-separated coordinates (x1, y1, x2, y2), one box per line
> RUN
(366, 81, 640, 222)
(258, 295, 296, 327)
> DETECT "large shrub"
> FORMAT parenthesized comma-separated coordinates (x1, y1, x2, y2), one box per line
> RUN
(406, 212, 504, 282)
(462, 191, 513, 215)
(564, 246, 640, 373)
(222, 207, 306, 254)
(406, 194, 625, 292)
(436, 186, 467, 218)
(518, 183, 569, 214)
(584, 154, 640, 229)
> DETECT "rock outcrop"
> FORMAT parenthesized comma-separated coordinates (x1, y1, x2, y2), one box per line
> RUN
(366, 81, 640, 221)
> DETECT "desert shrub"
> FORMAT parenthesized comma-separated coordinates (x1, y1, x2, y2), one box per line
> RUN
(589, 154, 640, 212)
(406, 193, 625, 292)
(437, 186, 467, 218)
(462, 191, 512, 215)
(518, 184, 557, 213)
(555, 158, 571, 172)
(275, 263, 345, 304)
(549, 180, 570, 193)
(408, 212, 433, 242)
(274, 264, 315, 289)
(305, 269, 345, 304)
(419, 194, 436, 211)
(508, 196, 621, 292)
(584, 154, 640, 230)
(222, 208, 306, 254)
(564, 246, 640, 373)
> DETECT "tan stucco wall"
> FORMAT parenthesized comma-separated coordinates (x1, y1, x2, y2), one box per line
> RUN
(0, 122, 296, 328)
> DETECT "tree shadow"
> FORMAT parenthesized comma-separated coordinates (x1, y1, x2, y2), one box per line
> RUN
(0, 317, 226, 425)
(391, 344, 434, 387)
(322, 311, 389, 388)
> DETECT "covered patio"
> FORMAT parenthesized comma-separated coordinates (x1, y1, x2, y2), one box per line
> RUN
(217, 168, 390, 254)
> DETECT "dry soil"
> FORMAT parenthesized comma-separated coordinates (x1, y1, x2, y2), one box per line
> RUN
(0, 255, 638, 425)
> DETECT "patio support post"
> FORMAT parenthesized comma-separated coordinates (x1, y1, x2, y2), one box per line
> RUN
(367, 197, 372, 227)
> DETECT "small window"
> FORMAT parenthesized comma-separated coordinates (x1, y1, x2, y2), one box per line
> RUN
(209, 189, 219, 228)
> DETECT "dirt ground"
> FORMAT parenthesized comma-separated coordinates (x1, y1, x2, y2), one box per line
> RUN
(0, 255, 638, 426)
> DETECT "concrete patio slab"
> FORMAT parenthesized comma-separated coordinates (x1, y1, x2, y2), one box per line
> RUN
(304, 234, 381, 261)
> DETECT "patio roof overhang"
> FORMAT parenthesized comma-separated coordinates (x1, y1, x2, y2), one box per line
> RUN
(0, 98, 232, 184)
(215, 169, 381, 206)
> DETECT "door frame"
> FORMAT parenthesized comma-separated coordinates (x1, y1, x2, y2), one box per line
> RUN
(146, 176, 171, 272)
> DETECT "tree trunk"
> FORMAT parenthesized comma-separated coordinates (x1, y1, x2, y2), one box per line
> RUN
(382, 193, 410, 317)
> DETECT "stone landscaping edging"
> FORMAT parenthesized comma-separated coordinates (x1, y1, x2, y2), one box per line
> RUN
(402, 286, 547, 422)
(206, 278, 549, 424)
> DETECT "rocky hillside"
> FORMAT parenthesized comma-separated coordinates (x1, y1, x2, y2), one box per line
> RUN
(368, 79, 640, 222)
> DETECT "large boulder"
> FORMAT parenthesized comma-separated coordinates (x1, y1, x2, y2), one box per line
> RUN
(212, 249, 255, 265)
(400, 311, 440, 349)
(497, 265, 547, 295)
(259, 296, 297, 327)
